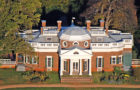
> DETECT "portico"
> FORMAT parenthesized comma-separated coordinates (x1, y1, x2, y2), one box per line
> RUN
(60, 47, 92, 76)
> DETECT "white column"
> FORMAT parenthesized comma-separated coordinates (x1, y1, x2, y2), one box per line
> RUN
(88, 59, 92, 76)
(70, 59, 73, 75)
(79, 59, 82, 75)
(60, 59, 63, 76)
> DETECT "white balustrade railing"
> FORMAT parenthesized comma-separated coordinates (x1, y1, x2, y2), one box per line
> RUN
(132, 59, 140, 65)
(0, 59, 16, 65)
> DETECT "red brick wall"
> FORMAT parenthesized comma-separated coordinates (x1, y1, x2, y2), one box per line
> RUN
(92, 48, 132, 72)
(36, 52, 59, 72)
(27, 48, 132, 72)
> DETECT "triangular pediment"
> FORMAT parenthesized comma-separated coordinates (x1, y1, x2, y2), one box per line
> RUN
(60, 48, 92, 56)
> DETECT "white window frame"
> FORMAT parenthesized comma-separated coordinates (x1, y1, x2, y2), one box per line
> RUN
(97, 56, 103, 67)
(32, 56, 38, 64)
(84, 41, 88, 47)
(111, 56, 116, 64)
(47, 56, 52, 68)
(63, 41, 67, 47)
(73, 41, 79, 46)
(118, 55, 122, 64)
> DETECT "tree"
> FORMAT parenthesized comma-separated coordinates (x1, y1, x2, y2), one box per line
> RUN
(40, 0, 69, 14)
(81, 0, 137, 33)
(0, 0, 40, 55)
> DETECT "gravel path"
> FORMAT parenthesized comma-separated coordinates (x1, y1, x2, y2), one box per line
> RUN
(0, 84, 140, 89)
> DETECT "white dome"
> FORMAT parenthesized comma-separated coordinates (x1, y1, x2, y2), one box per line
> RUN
(60, 25, 91, 41)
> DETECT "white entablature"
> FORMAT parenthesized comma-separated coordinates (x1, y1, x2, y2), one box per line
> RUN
(60, 48, 92, 59)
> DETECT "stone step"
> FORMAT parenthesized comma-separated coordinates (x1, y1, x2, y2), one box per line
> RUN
(16, 64, 25, 71)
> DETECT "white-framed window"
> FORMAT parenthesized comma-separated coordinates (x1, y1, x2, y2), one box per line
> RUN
(64, 60, 68, 71)
(92, 44, 96, 46)
(47, 43, 52, 46)
(104, 43, 109, 46)
(84, 41, 88, 47)
(113, 43, 117, 46)
(73, 62, 78, 71)
(125, 39, 130, 42)
(46, 37, 51, 41)
(73, 41, 79, 46)
(111, 56, 116, 64)
(96, 37, 103, 42)
(63, 41, 67, 47)
(53, 43, 58, 46)
(40, 43, 45, 46)
(46, 56, 52, 68)
(98, 44, 103, 46)
(32, 57, 38, 64)
(83, 59, 88, 71)
(97, 56, 103, 67)
(118, 55, 122, 64)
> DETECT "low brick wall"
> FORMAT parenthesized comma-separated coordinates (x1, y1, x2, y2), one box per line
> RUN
(61, 76, 92, 83)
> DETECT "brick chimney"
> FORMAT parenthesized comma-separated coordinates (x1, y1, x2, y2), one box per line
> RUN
(100, 19, 104, 28)
(41, 27, 43, 35)
(42, 20, 46, 27)
(57, 20, 62, 31)
(106, 27, 108, 35)
(86, 20, 91, 31)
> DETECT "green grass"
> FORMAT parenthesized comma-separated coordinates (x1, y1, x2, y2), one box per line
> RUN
(3, 87, 140, 90)
(0, 69, 27, 85)
(45, 71, 60, 84)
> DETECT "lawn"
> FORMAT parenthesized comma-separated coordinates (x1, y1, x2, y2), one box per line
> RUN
(43, 71, 60, 84)
(3, 87, 140, 90)
(0, 69, 27, 85)
(0, 69, 60, 85)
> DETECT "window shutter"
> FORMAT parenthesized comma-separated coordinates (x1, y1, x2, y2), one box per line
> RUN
(122, 55, 124, 64)
(52, 57, 53, 67)
(37, 56, 39, 64)
(45, 56, 47, 67)
(110, 57, 112, 64)
(117, 57, 119, 64)
(96, 58, 98, 67)
(25, 56, 28, 63)
(66, 60, 68, 71)
(102, 58, 104, 68)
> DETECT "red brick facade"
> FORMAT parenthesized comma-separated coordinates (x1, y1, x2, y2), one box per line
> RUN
(25, 48, 132, 72)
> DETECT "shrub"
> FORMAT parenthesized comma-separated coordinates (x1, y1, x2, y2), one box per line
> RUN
(22, 71, 48, 82)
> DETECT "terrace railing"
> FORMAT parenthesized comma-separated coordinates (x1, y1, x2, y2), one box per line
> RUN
(0, 59, 16, 65)
(132, 59, 140, 65)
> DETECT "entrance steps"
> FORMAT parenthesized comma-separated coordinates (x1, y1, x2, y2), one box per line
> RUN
(61, 76, 92, 83)
(16, 64, 25, 71)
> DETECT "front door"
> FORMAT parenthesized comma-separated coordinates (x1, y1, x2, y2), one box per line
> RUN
(73, 61, 79, 74)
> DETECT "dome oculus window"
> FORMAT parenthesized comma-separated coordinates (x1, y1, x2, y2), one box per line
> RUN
(63, 41, 67, 47)
(73, 41, 79, 46)
(84, 41, 88, 47)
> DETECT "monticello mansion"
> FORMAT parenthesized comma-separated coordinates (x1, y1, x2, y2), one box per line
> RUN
(0, 19, 133, 76)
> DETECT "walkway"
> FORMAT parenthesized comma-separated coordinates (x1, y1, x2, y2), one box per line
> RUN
(0, 84, 140, 89)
